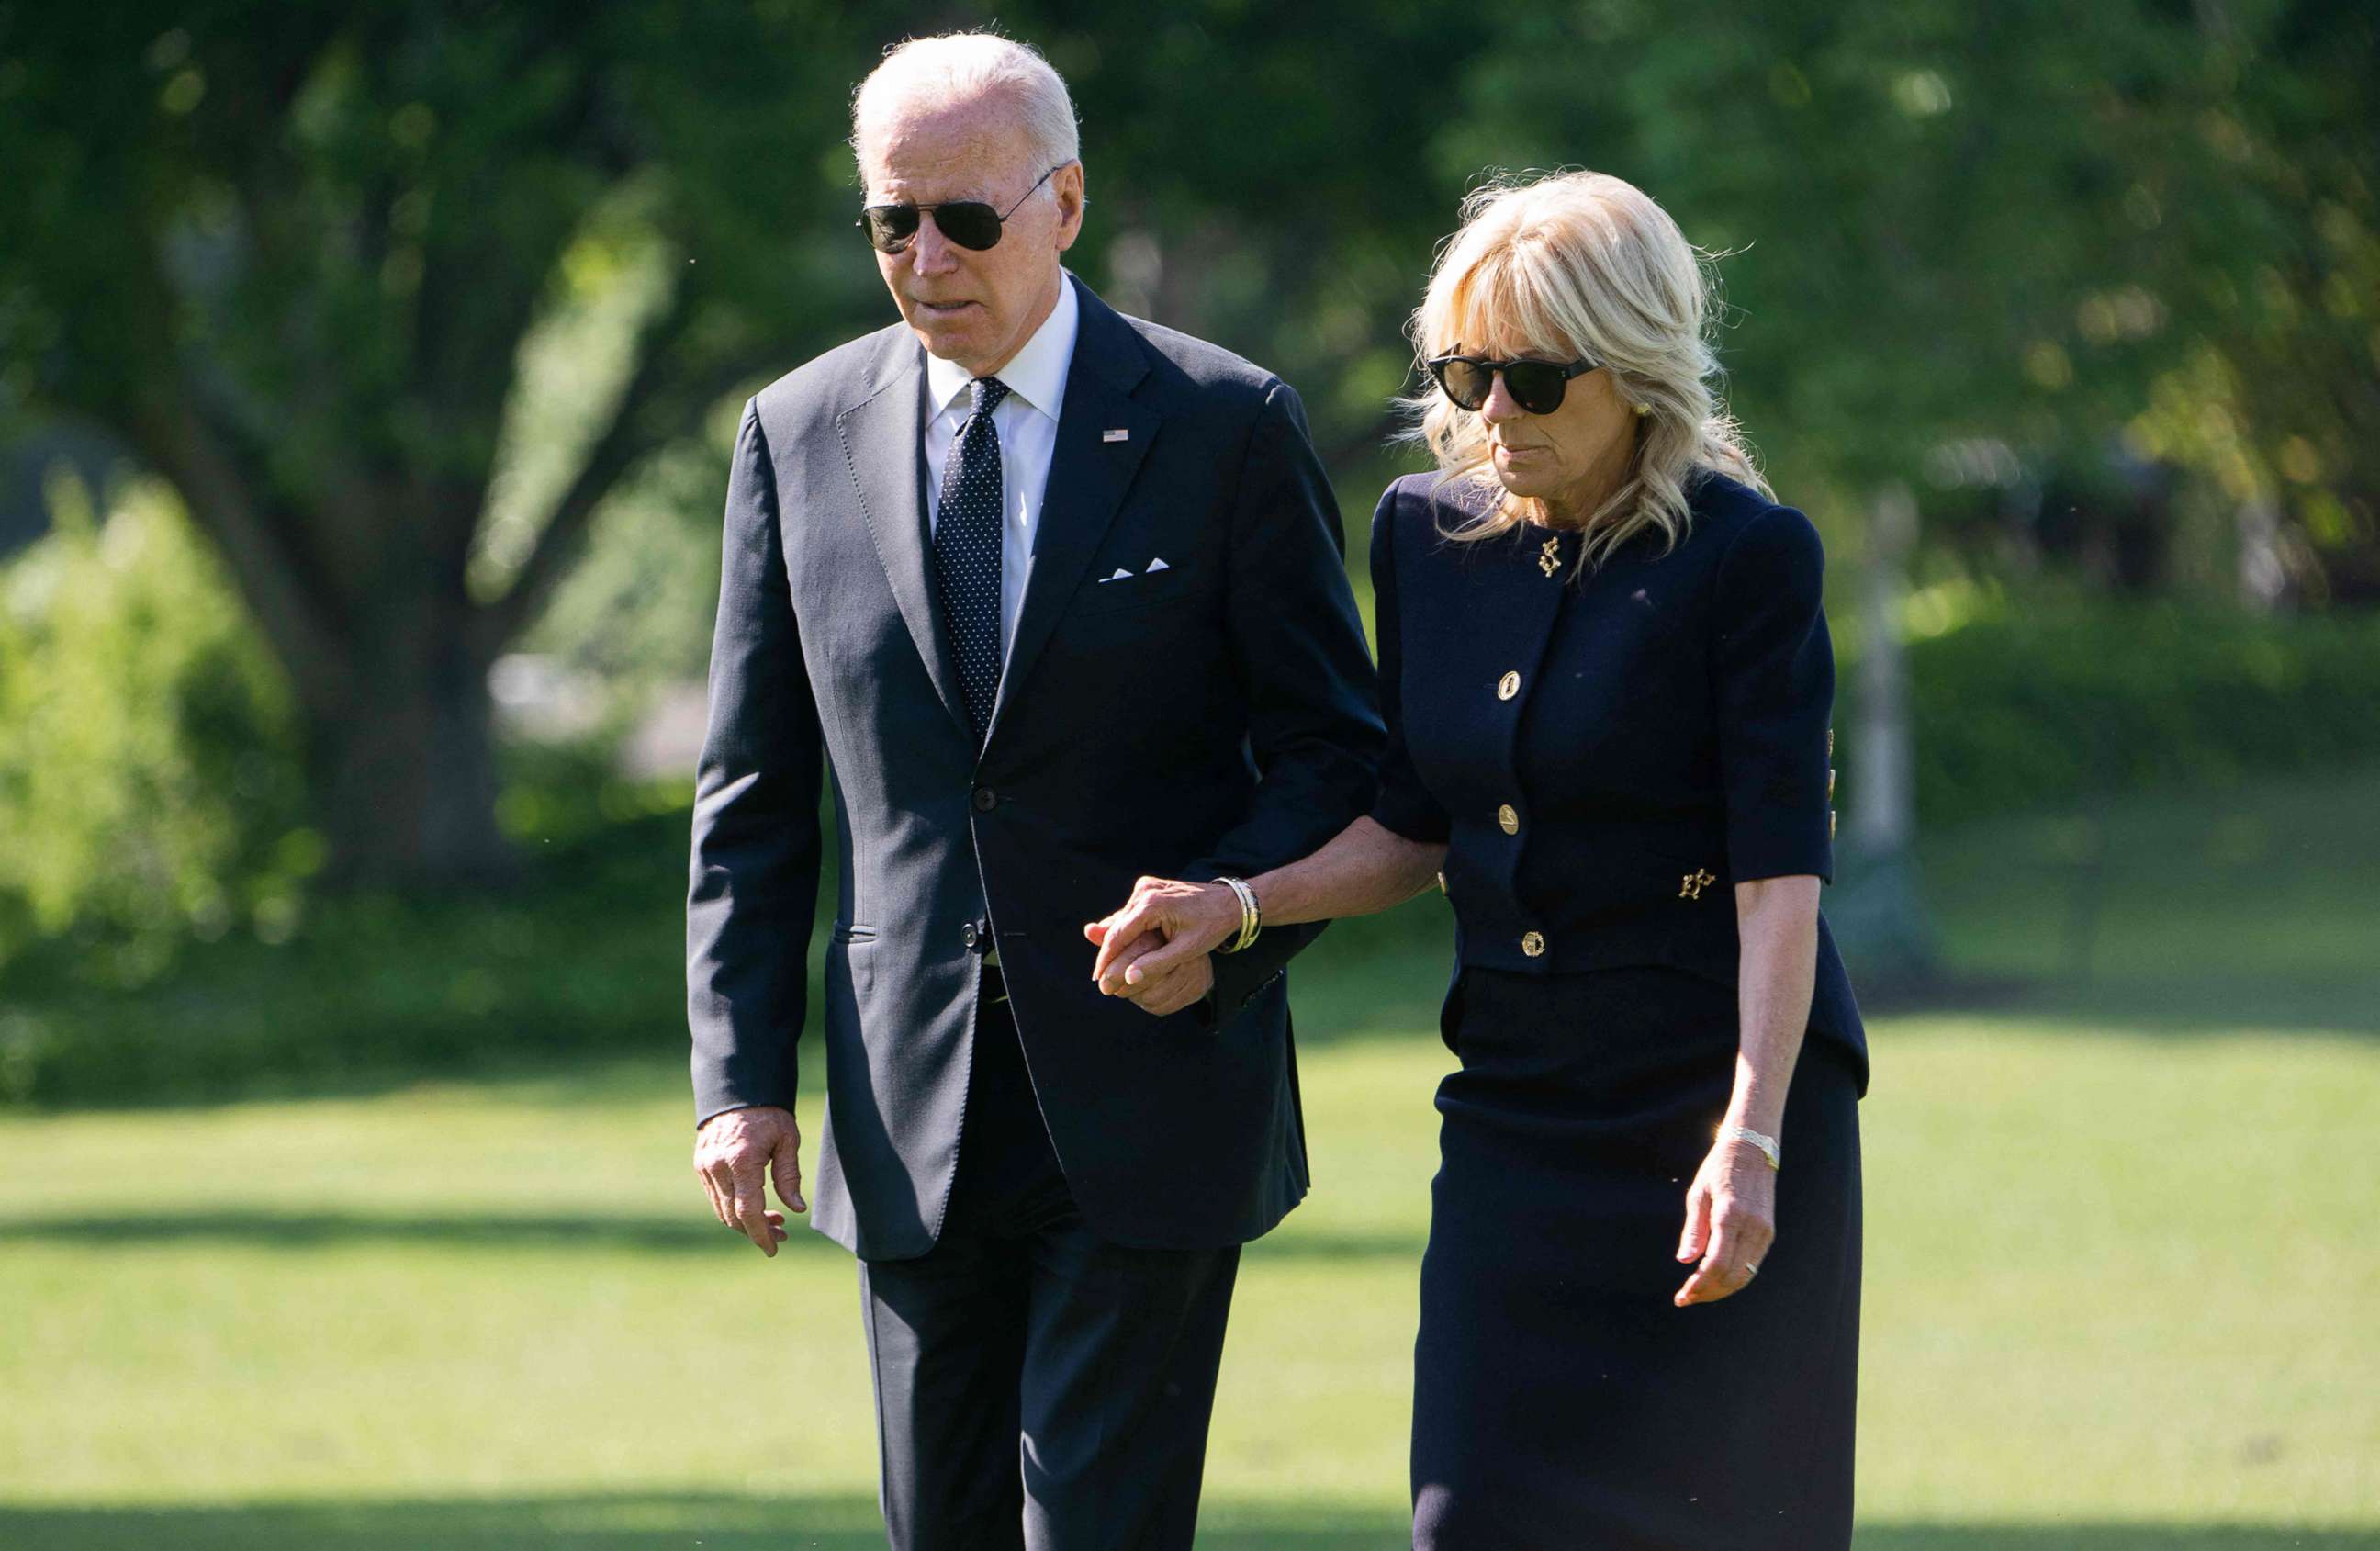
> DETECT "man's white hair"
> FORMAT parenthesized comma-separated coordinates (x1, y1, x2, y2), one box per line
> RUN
(851, 32, 1081, 181)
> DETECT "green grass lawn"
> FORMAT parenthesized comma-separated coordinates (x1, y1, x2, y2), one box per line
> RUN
(3, 766, 2377, 1547)
(2, 1019, 2376, 1546)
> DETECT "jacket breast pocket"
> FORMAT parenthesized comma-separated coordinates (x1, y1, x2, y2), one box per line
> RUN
(1069, 568, 1201, 617)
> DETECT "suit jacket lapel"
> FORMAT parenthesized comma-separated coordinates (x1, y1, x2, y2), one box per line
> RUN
(991, 282, 1158, 739)
(836, 340, 975, 742)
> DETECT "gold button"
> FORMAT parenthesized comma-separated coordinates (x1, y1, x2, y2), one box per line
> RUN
(1827, 766, 1837, 801)
(1521, 930, 1545, 957)
(1827, 727, 1836, 758)
(1497, 803, 1520, 835)
(1830, 809, 1838, 841)
(1497, 670, 1521, 701)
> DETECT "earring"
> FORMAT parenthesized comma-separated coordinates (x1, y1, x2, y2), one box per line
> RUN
(1633, 402, 1651, 416)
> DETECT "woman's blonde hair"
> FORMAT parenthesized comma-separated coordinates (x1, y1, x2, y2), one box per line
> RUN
(1405, 170, 1768, 568)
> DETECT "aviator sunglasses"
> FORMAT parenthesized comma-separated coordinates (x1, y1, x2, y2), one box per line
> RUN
(1428, 353, 1601, 416)
(859, 163, 1065, 254)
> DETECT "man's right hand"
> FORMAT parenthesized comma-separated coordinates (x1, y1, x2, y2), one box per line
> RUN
(694, 1106, 805, 1257)
(1085, 876, 1245, 995)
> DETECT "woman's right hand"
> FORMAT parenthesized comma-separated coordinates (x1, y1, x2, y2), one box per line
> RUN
(1084, 876, 1247, 994)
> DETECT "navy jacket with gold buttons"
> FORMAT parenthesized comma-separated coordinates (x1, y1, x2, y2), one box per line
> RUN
(1368, 467, 1868, 1090)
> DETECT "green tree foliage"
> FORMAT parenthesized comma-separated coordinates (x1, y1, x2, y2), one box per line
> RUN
(0, 2, 889, 884)
(1374, 0, 2375, 588)
(2109, 0, 2380, 602)
(0, 478, 309, 982)
(1027, 1, 2376, 590)
(0, 0, 2370, 905)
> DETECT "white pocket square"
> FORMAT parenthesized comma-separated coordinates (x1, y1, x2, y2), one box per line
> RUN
(1144, 556, 1171, 573)
(1099, 567, 1135, 583)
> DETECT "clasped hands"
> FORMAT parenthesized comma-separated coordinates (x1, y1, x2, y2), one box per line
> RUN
(1082, 874, 1245, 1017)
(697, 878, 1245, 1256)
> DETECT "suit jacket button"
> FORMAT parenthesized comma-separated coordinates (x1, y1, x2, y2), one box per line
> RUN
(1497, 670, 1521, 701)
(971, 786, 997, 813)
(960, 921, 979, 950)
(1521, 930, 1546, 958)
(1497, 803, 1520, 835)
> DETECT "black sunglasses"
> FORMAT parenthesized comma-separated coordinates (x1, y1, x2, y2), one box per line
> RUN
(859, 164, 1064, 254)
(1428, 354, 1601, 416)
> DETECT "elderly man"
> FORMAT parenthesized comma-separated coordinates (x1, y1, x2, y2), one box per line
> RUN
(685, 32, 1382, 1551)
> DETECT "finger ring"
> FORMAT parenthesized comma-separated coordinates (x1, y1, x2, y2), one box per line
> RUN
(1745, 1262, 1761, 1277)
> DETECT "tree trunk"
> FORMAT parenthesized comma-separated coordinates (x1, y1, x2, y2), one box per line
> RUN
(248, 497, 519, 889)
(1849, 485, 1918, 859)
(295, 556, 515, 891)
(2237, 496, 2290, 612)
(1829, 483, 1939, 990)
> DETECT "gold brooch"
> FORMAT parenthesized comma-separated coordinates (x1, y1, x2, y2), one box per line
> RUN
(1679, 868, 1716, 900)
(1538, 534, 1562, 578)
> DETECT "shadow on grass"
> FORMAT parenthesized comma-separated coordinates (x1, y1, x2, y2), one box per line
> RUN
(0, 1496, 2372, 1550)
(0, 1495, 1386, 1550)
(0, 1210, 1426, 1263)
(1855, 1532, 2380, 1550)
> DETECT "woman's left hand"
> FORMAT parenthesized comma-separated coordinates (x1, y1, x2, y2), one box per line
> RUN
(1673, 1136, 1778, 1307)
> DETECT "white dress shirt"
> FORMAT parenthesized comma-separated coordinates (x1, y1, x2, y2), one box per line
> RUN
(923, 278, 1081, 655)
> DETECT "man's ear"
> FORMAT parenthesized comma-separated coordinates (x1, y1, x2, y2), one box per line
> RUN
(1053, 161, 1087, 252)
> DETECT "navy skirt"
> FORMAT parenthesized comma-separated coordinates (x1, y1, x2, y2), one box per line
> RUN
(1410, 964, 1862, 1550)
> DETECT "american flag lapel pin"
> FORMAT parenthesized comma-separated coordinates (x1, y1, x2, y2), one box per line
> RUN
(1102, 428, 1129, 443)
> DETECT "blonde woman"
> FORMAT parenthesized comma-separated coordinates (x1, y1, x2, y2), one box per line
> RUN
(1088, 170, 1866, 1548)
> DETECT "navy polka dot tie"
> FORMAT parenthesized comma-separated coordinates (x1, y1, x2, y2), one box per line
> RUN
(933, 376, 1010, 746)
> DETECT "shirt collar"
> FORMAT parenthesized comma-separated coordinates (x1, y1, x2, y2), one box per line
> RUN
(925, 276, 1080, 423)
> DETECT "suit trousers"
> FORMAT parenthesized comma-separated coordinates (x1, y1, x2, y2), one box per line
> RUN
(858, 972, 1242, 1551)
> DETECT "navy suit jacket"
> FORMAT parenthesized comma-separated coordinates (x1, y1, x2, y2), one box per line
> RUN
(688, 276, 1385, 1258)
(1368, 469, 1868, 1090)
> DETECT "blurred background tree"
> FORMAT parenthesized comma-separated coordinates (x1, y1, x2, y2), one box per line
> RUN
(0, 474, 307, 983)
(0, 1, 890, 886)
(0, 0, 2373, 978)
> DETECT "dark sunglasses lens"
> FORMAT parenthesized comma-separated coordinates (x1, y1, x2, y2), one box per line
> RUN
(1502, 363, 1567, 415)
(1435, 359, 1493, 410)
(862, 207, 919, 252)
(935, 202, 1005, 251)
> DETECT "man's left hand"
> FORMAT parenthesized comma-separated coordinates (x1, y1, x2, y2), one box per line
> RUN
(1082, 922, 1214, 1016)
